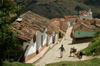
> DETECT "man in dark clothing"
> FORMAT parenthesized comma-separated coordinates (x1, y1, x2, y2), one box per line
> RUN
(59, 45, 65, 58)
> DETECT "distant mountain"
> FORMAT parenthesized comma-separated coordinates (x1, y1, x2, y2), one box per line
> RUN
(15, 0, 100, 19)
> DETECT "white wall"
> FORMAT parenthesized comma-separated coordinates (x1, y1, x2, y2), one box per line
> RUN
(79, 15, 92, 20)
(48, 33, 58, 45)
(43, 28, 47, 46)
(52, 31, 55, 37)
(55, 33, 58, 41)
(23, 38, 36, 57)
(48, 36, 52, 45)
(37, 28, 47, 52)
(67, 22, 71, 27)
(38, 32, 42, 52)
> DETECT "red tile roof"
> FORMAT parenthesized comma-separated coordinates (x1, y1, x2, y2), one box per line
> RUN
(64, 15, 79, 18)
(20, 11, 50, 32)
(9, 21, 36, 41)
(59, 29, 65, 34)
(72, 20, 98, 31)
(79, 11, 87, 15)
(65, 19, 75, 23)
(60, 21, 68, 32)
(94, 18, 100, 24)
(51, 18, 68, 35)
(47, 22, 60, 36)
(76, 19, 95, 25)
(9, 11, 51, 41)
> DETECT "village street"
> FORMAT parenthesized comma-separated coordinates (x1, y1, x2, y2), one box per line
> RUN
(34, 27, 90, 66)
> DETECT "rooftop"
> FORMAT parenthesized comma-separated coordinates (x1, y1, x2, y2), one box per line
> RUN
(9, 11, 51, 41)
(64, 15, 79, 18)
(72, 20, 99, 31)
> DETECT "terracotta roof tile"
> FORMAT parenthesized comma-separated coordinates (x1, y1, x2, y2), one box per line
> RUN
(47, 22, 59, 36)
(9, 21, 36, 41)
(94, 18, 100, 24)
(50, 18, 68, 35)
(79, 11, 87, 15)
(72, 20, 99, 31)
(9, 11, 51, 41)
(64, 15, 79, 18)
(65, 19, 74, 23)
(76, 20, 95, 25)
(59, 29, 65, 34)
(20, 11, 50, 32)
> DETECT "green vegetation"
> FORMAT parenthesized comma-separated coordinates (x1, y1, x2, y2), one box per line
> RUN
(15, 0, 100, 19)
(81, 31, 100, 56)
(0, 0, 23, 65)
(59, 32, 63, 38)
(75, 5, 83, 12)
(3, 61, 33, 66)
(46, 58, 100, 66)
(84, 0, 100, 7)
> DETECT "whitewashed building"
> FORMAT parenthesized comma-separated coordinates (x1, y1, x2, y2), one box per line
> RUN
(10, 11, 50, 62)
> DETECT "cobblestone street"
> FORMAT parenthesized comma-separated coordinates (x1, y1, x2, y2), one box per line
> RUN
(34, 27, 89, 66)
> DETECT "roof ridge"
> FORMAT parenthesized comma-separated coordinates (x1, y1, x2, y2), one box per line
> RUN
(81, 22, 91, 29)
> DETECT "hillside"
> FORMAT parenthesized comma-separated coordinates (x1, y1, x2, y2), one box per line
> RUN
(15, 0, 100, 19)
(82, 31, 100, 56)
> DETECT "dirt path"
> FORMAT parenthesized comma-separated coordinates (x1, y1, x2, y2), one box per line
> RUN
(34, 27, 98, 66)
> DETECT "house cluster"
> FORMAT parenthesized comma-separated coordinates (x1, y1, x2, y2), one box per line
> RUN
(51, 9, 93, 28)
(70, 9, 100, 43)
(9, 9, 100, 62)
(9, 11, 68, 62)
(71, 19, 100, 43)
(51, 9, 100, 43)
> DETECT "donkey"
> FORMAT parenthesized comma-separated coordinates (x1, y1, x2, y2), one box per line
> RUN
(70, 47, 77, 57)
(75, 51, 86, 58)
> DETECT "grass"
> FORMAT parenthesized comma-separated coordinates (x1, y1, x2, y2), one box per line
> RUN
(46, 58, 100, 66)
(81, 36, 100, 56)
(3, 61, 33, 66)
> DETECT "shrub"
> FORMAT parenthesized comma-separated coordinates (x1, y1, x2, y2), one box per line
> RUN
(59, 32, 62, 38)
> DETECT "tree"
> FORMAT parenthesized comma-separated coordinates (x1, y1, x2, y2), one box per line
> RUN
(0, 0, 22, 25)
(0, 0, 22, 65)
(75, 5, 83, 12)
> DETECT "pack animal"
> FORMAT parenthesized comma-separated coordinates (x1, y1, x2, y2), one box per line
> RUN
(70, 47, 77, 56)
(75, 51, 86, 58)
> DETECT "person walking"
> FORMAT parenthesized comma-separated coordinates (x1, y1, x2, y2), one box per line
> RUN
(53, 36, 55, 44)
(59, 45, 65, 58)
